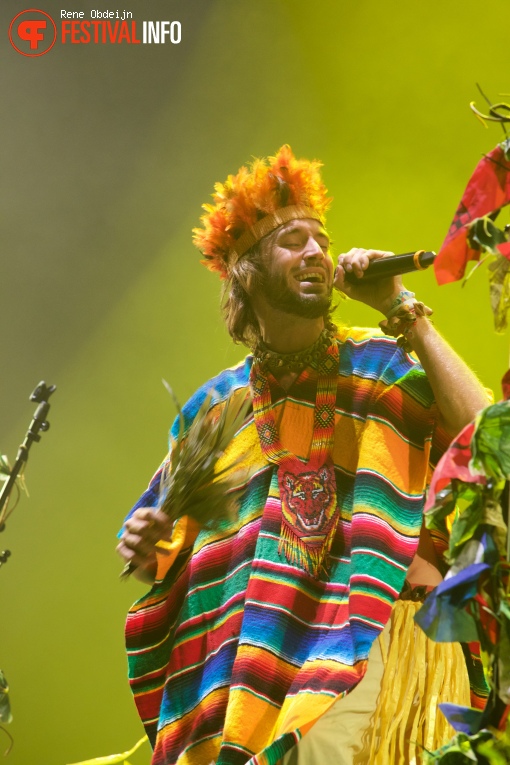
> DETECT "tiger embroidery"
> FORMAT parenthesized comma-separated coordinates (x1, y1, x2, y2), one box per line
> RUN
(281, 464, 336, 534)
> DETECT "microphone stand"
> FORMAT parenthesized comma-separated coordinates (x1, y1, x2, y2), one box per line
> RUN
(0, 381, 56, 568)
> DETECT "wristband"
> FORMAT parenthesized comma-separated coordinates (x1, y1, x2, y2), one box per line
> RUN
(379, 290, 433, 352)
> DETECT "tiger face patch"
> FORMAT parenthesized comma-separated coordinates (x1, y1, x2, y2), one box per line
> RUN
(281, 464, 336, 534)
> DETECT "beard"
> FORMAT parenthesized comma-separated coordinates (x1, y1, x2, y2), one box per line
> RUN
(259, 265, 332, 319)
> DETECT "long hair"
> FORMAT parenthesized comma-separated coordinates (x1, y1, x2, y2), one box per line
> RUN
(221, 241, 265, 347)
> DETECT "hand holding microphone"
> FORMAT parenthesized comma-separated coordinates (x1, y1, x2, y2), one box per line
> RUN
(333, 247, 436, 317)
(341, 249, 436, 283)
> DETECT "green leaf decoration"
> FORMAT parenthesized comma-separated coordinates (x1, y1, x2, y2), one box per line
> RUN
(426, 481, 495, 565)
(447, 485, 484, 562)
(501, 136, 510, 162)
(475, 722, 510, 765)
(422, 728, 510, 764)
(498, 599, 510, 703)
(0, 671, 12, 725)
(498, 628, 510, 705)
(480, 498, 508, 557)
(468, 216, 508, 255)
(500, 598, 510, 621)
(475, 744, 508, 765)
(65, 734, 148, 765)
(471, 402, 510, 481)
(426, 486, 457, 529)
(488, 255, 510, 333)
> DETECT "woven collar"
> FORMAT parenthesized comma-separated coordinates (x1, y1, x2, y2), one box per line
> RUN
(253, 325, 336, 374)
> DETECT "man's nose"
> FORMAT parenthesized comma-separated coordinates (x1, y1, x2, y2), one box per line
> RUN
(303, 237, 325, 260)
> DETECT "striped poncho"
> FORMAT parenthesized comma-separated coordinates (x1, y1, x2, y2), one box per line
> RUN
(123, 327, 449, 765)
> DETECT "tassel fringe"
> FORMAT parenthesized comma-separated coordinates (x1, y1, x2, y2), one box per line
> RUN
(278, 519, 337, 577)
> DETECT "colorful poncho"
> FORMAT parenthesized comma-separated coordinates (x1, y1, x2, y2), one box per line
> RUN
(123, 327, 451, 765)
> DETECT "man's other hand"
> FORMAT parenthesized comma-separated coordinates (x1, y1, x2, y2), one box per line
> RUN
(116, 507, 174, 583)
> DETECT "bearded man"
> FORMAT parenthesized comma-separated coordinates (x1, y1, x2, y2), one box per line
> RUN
(117, 146, 489, 765)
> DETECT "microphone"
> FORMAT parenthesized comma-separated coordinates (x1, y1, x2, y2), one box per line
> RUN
(343, 250, 436, 283)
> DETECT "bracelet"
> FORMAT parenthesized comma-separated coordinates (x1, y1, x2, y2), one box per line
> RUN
(379, 290, 433, 352)
(385, 290, 416, 319)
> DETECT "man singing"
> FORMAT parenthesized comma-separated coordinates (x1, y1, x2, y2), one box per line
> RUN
(117, 146, 489, 765)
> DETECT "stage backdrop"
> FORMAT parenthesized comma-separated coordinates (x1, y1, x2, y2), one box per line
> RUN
(0, 1, 509, 763)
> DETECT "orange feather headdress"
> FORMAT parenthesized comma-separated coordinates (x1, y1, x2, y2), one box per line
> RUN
(192, 145, 332, 280)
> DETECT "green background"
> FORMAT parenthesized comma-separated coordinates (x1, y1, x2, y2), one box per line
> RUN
(0, 1, 509, 763)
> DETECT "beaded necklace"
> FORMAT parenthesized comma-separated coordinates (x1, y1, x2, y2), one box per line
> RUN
(253, 325, 336, 374)
(250, 332, 339, 577)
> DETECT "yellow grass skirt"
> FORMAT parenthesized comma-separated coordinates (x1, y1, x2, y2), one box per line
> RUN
(282, 599, 471, 765)
(367, 599, 471, 764)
